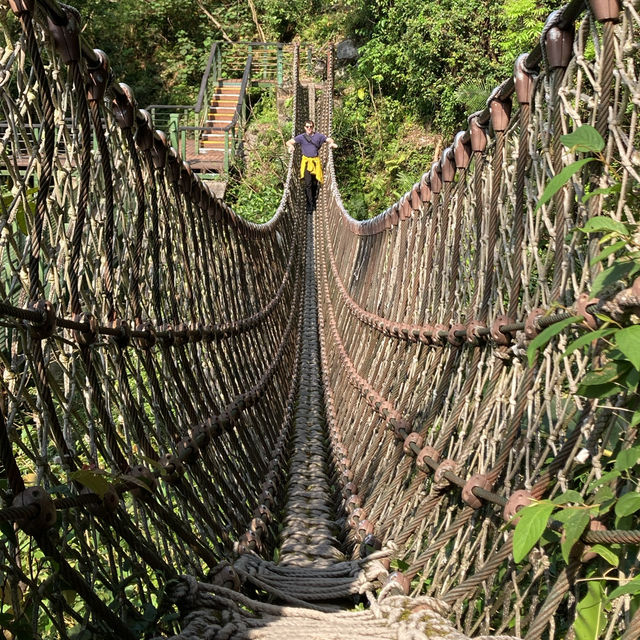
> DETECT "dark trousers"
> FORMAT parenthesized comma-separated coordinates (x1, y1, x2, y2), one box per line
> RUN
(303, 169, 318, 213)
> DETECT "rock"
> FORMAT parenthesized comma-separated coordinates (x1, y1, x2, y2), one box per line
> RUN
(336, 39, 358, 65)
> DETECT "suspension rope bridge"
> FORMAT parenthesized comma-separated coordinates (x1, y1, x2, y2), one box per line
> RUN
(0, 0, 638, 638)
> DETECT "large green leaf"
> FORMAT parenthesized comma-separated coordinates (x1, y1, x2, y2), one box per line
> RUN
(563, 327, 616, 359)
(579, 360, 629, 387)
(512, 500, 555, 563)
(574, 581, 606, 640)
(591, 260, 637, 297)
(615, 492, 640, 518)
(556, 508, 589, 562)
(609, 576, 640, 599)
(527, 316, 581, 367)
(561, 125, 604, 153)
(589, 544, 619, 567)
(579, 216, 628, 236)
(591, 240, 627, 265)
(70, 469, 113, 499)
(615, 326, 640, 371)
(614, 446, 640, 471)
(535, 158, 596, 212)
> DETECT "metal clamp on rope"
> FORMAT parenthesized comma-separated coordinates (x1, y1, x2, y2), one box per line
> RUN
(28, 300, 57, 339)
(210, 565, 241, 591)
(524, 308, 545, 339)
(454, 131, 472, 170)
(128, 465, 158, 499)
(469, 117, 487, 153)
(576, 293, 600, 330)
(135, 322, 156, 350)
(465, 320, 486, 346)
(589, 0, 621, 23)
(403, 432, 424, 456)
(82, 483, 119, 517)
(134, 110, 154, 151)
(514, 54, 536, 105)
(448, 323, 466, 347)
(489, 94, 512, 133)
(47, 5, 81, 64)
(72, 312, 98, 346)
(176, 437, 199, 465)
(356, 519, 375, 541)
(87, 50, 110, 102)
(160, 453, 184, 485)
(112, 83, 136, 129)
(382, 571, 411, 597)
(151, 131, 168, 170)
(416, 446, 440, 473)
(543, 13, 574, 70)
(462, 473, 494, 509)
(491, 315, 514, 346)
(503, 489, 533, 524)
(434, 459, 458, 488)
(111, 318, 130, 349)
(12, 486, 56, 535)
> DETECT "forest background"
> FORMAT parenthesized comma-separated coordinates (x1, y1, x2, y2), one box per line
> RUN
(67, 0, 557, 220)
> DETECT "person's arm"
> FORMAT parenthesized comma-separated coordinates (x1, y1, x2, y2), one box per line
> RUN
(286, 137, 296, 153)
(326, 136, 338, 149)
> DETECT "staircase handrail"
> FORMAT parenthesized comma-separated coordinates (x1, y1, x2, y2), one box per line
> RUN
(194, 41, 222, 116)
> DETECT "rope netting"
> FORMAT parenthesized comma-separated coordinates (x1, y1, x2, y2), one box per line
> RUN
(0, 0, 638, 638)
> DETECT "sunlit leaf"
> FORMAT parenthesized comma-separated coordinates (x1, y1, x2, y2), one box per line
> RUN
(527, 316, 580, 367)
(614, 446, 640, 471)
(615, 492, 640, 518)
(615, 326, 640, 371)
(579, 216, 628, 236)
(591, 261, 636, 297)
(563, 327, 615, 359)
(574, 581, 606, 640)
(535, 158, 595, 212)
(512, 501, 555, 563)
(561, 125, 604, 153)
(590, 544, 619, 567)
(609, 576, 640, 599)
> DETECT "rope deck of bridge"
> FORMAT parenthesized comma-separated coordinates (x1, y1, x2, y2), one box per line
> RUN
(0, 0, 639, 638)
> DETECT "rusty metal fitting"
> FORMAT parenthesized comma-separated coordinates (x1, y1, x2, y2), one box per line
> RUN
(191, 423, 211, 449)
(7, 0, 34, 16)
(440, 147, 456, 183)
(524, 308, 546, 340)
(259, 488, 274, 507)
(392, 418, 411, 440)
(465, 320, 486, 346)
(503, 489, 533, 524)
(433, 323, 448, 344)
(179, 161, 194, 193)
(346, 494, 362, 513)
(28, 300, 57, 339)
(236, 531, 261, 554)
(430, 162, 442, 195)
(411, 183, 421, 210)
(576, 293, 600, 330)
(188, 322, 203, 343)
(469, 117, 487, 152)
(361, 533, 382, 558)
(448, 323, 466, 347)
(403, 432, 424, 456)
(514, 54, 535, 105)
(135, 322, 156, 349)
(72, 312, 98, 346)
(342, 467, 354, 482)
(389, 204, 400, 227)
(453, 131, 471, 170)
(47, 5, 81, 64)
(434, 459, 458, 486)
(491, 315, 514, 346)
(416, 446, 440, 472)
(420, 324, 435, 344)
(383, 571, 411, 596)
(173, 322, 189, 346)
(112, 83, 136, 129)
(167, 148, 181, 183)
(12, 486, 56, 535)
(544, 23, 575, 70)
(420, 173, 432, 203)
(462, 473, 493, 509)
(176, 437, 199, 465)
(348, 507, 366, 528)
(82, 484, 119, 516)
(254, 504, 272, 522)
(582, 519, 608, 561)
(158, 324, 175, 346)
(129, 465, 157, 499)
(110, 318, 130, 349)
(135, 110, 154, 152)
(589, 0, 621, 22)
(160, 453, 184, 485)
(489, 96, 512, 132)
(342, 481, 357, 499)
(87, 50, 110, 102)
(250, 517, 267, 537)
(211, 565, 241, 590)
(151, 131, 168, 170)
(399, 195, 411, 220)
(357, 519, 375, 541)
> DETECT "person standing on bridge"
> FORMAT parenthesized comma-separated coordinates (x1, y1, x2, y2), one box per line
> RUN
(286, 120, 337, 214)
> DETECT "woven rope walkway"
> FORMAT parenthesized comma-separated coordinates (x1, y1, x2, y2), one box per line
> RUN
(150, 212, 519, 640)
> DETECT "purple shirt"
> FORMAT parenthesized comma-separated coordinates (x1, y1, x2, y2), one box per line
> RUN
(294, 132, 327, 157)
